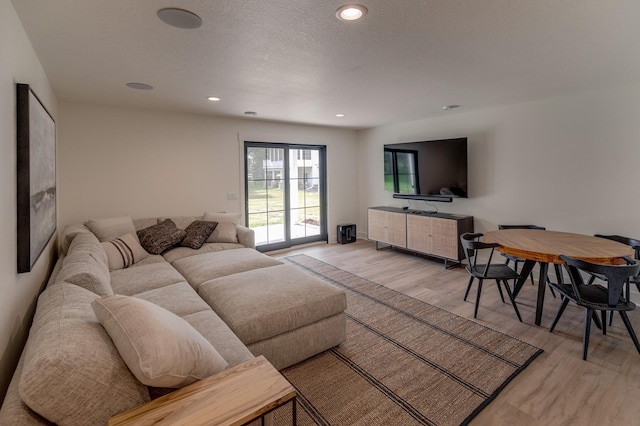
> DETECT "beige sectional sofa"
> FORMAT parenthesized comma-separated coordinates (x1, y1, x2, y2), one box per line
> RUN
(0, 214, 347, 425)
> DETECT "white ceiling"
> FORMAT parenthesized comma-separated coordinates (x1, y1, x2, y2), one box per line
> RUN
(11, 0, 640, 129)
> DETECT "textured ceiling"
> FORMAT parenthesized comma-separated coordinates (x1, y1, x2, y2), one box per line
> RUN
(11, 0, 640, 129)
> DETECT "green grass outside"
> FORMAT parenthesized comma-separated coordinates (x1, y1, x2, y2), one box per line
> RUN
(247, 184, 320, 227)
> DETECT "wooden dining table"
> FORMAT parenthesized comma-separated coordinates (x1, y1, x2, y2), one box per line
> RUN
(484, 229, 633, 326)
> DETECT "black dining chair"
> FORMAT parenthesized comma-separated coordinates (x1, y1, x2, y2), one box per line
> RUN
(460, 232, 523, 322)
(588, 234, 640, 325)
(549, 254, 640, 360)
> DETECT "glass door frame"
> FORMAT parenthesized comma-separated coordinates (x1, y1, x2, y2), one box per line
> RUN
(244, 141, 328, 252)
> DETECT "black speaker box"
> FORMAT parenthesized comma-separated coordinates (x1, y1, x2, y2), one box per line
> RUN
(337, 224, 356, 244)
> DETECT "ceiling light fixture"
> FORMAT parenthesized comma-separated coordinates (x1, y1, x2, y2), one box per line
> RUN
(157, 8, 202, 29)
(336, 113, 345, 117)
(336, 4, 368, 21)
(126, 82, 153, 90)
(442, 105, 461, 110)
(207, 96, 221, 102)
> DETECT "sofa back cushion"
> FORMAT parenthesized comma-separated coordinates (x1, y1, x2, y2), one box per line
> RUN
(55, 232, 113, 296)
(19, 283, 150, 425)
(85, 216, 138, 242)
(203, 212, 242, 243)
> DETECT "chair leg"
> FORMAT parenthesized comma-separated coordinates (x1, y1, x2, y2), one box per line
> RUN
(583, 308, 594, 360)
(609, 310, 614, 326)
(495, 280, 506, 303)
(464, 276, 474, 301)
(502, 280, 523, 322)
(473, 279, 484, 318)
(619, 311, 640, 356)
(601, 311, 607, 335)
(549, 296, 570, 332)
(592, 312, 602, 330)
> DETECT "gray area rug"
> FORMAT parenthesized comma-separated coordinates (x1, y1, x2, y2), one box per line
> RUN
(273, 254, 543, 426)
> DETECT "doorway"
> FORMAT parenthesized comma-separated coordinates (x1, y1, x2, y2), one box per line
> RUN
(244, 142, 327, 251)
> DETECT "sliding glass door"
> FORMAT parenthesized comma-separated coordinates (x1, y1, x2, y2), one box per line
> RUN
(245, 142, 327, 251)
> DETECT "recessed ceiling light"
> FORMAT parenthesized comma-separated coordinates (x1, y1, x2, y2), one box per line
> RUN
(126, 82, 153, 90)
(157, 8, 202, 29)
(244, 111, 258, 116)
(336, 4, 368, 21)
(207, 96, 221, 102)
(336, 114, 345, 117)
(442, 105, 461, 110)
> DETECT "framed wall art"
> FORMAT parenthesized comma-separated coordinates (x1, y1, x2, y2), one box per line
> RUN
(16, 83, 56, 273)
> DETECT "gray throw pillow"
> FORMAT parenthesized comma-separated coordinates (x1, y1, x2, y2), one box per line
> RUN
(92, 295, 229, 388)
(137, 219, 186, 255)
(180, 220, 218, 249)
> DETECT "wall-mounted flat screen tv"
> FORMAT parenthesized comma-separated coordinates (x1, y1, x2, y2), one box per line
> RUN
(384, 137, 468, 199)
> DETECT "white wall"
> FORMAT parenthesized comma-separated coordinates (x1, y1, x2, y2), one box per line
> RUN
(0, 1, 58, 401)
(58, 102, 359, 241)
(358, 84, 640, 237)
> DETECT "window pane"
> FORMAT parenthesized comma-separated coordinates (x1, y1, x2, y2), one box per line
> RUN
(396, 152, 418, 194)
(384, 151, 395, 192)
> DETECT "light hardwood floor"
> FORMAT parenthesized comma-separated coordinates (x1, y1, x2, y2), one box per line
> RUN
(275, 239, 640, 425)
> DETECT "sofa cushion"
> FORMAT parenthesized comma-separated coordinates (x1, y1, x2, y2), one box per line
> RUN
(198, 264, 347, 345)
(162, 242, 243, 263)
(55, 232, 113, 296)
(137, 219, 186, 254)
(204, 212, 241, 243)
(92, 295, 228, 388)
(85, 215, 138, 242)
(101, 233, 150, 270)
(19, 283, 149, 425)
(180, 220, 218, 249)
(133, 281, 211, 317)
(110, 261, 184, 296)
(172, 248, 283, 290)
(182, 310, 255, 368)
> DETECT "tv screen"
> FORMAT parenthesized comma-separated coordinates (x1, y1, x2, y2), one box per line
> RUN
(384, 138, 468, 198)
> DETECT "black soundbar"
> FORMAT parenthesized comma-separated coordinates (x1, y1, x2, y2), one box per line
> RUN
(392, 193, 453, 203)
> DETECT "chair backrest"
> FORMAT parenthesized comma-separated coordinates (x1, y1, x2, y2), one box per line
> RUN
(498, 224, 546, 230)
(594, 234, 640, 260)
(560, 254, 640, 306)
(460, 232, 500, 274)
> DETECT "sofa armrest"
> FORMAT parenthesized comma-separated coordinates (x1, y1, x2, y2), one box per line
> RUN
(236, 225, 255, 249)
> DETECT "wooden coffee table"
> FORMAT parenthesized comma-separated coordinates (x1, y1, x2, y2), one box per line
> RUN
(109, 355, 297, 426)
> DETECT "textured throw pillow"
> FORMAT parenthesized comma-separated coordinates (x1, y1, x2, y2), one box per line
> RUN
(137, 219, 186, 255)
(180, 220, 218, 249)
(101, 233, 150, 270)
(85, 216, 138, 242)
(92, 295, 228, 388)
(203, 212, 241, 243)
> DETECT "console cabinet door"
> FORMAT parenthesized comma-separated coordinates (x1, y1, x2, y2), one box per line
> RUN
(368, 209, 407, 247)
(428, 217, 459, 259)
(406, 215, 429, 253)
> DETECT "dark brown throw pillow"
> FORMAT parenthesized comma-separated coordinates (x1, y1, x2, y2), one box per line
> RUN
(137, 219, 186, 255)
(180, 221, 218, 250)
